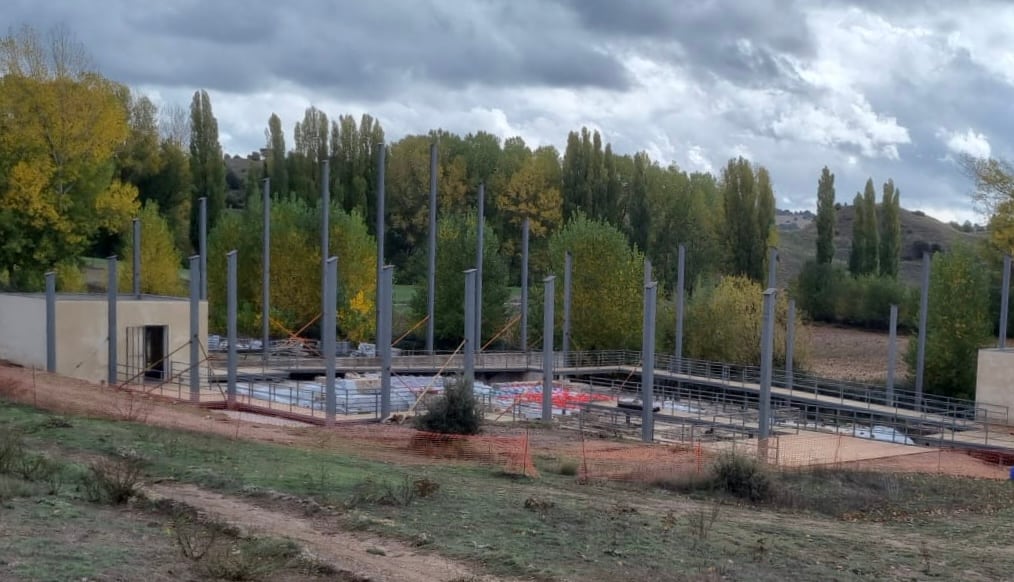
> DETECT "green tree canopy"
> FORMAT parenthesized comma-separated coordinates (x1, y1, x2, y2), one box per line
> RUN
(118, 201, 184, 296)
(815, 167, 836, 264)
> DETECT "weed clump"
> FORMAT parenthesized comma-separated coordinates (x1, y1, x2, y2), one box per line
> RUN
(414, 378, 481, 435)
(713, 453, 771, 502)
(82, 454, 145, 504)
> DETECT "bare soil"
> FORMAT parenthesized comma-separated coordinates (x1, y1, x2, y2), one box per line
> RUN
(804, 324, 910, 384)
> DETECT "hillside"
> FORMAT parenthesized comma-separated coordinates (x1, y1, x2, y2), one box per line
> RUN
(777, 206, 984, 287)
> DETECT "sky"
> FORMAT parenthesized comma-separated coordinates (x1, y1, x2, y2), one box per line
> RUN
(5, 0, 1013, 224)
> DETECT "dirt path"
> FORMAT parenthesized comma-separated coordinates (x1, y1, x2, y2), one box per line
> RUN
(147, 482, 500, 582)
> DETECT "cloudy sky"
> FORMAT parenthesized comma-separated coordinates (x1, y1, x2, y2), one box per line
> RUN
(6, 0, 1012, 223)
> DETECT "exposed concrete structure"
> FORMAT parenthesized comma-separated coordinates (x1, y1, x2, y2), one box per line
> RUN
(976, 348, 1014, 420)
(0, 292, 208, 385)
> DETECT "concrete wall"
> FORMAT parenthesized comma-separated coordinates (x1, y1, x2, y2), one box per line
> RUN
(50, 297, 208, 384)
(975, 348, 1014, 420)
(0, 294, 46, 369)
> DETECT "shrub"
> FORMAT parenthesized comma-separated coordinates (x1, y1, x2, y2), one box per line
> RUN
(0, 427, 25, 474)
(82, 456, 145, 504)
(712, 453, 771, 502)
(414, 378, 482, 435)
(197, 537, 299, 581)
(559, 460, 579, 476)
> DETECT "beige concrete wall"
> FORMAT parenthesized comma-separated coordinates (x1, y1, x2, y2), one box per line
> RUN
(54, 298, 208, 384)
(975, 348, 1014, 420)
(0, 294, 46, 369)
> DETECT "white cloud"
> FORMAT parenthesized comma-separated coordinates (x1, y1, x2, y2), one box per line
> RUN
(938, 128, 991, 159)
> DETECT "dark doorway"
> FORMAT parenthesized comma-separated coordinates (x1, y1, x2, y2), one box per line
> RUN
(143, 325, 168, 380)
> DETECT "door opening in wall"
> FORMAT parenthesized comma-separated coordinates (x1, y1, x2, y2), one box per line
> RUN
(126, 325, 169, 381)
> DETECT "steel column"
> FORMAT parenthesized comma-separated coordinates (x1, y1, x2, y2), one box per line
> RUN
(464, 269, 477, 385)
(675, 243, 686, 372)
(562, 252, 572, 368)
(189, 255, 200, 402)
(227, 250, 238, 407)
(475, 182, 485, 349)
(786, 299, 795, 391)
(107, 258, 117, 384)
(426, 143, 438, 354)
(520, 218, 530, 352)
(542, 275, 555, 422)
(324, 256, 337, 425)
(1000, 254, 1011, 348)
(262, 177, 271, 367)
(915, 252, 930, 410)
(886, 304, 898, 405)
(375, 143, 386, 346)
(199, 197, 208, 300)
(45, 272, 55, 373)
(641, 281, 657, 443)
(767, 247, 778, 290)
(380, 265, 393, 420)
(758, 289, 777, 445)
(132, 218, 141, 298)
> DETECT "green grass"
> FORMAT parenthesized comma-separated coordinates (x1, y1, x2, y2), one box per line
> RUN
(5, 402, 1014, 581)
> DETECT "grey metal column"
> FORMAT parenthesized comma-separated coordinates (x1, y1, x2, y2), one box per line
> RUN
(45, 272, 55, 373)
(767, 247, 778, 290)
(132, 217, 141, 298)
(107, 258, 117, 384)
(758, 289, 777, 443)
(641, 281, 657, 443)
(189, 255, 200, 402)
(562, 252, 572, 367)
(426, 143, 438, 354)
(675, 243, 686, 373)
(375, 142, 386, 345)
(475, 182, 485, 349)
(785, 299, 796, 391)
(1000, 254, 1011, 348)
(520, 218, 530, 351)
(380, 265, 393, 420)
(542, 275, 555, 422)
(886, 304, 898, 406)
(324, 256, 337, 425)
(320, 160, 330, 360)
(914, 252, 930, 410)
(463, 269, 477, 385)
(644, 258, 652, 287)
(262, 177, 271, 367)
(199, 197, 208, 300)
(227, 250, 238, 407)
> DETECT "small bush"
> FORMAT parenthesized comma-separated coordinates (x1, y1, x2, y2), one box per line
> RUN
(347, 476, 436, 508)
(559, 460, 579, 476)
(0, 474, 36, 501)
(414, 378, 482, 435)
(82, 456, 145, 504)
(0, 427, 25, 473)
(712, 453, 771, 502)
(198, 537, 299, 581)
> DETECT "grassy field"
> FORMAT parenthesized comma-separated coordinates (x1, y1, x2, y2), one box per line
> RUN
(3, 399, 1014, 581)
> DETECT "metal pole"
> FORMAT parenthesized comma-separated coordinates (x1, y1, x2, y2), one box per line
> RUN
(262, 177, 270, 367)
(375, 142, 385, 345)
(520, 218, 530, 352)
(915, 252, 930, 410)
(886, 304, 898, 405)
(107, 258, 117, 384)
(199, 197, 208, 300)
(132, 217, 141, 298)
(189, 255, 200, 402)
(227, 250, 238, 407)
(45, 271, 55, 373)
(675, 243, 686, 372)
(759, 289, 777, 445)
(320, 159, 331, 359)
(562, 251, 572, 367)
(1000, 254, 1011, 348)
(786, 299, 795, 391)
(641, 281, 657, 443)
(426, 143, 438, 354)
(380, 265, 393, 420)
(475, 182, 485, 349)
(644, 258, 652, 287)
(542, 275, 555, 422)
(464, 269, 477, 385)
(767, 247, 778, 290)
(324, 256, 337, 425)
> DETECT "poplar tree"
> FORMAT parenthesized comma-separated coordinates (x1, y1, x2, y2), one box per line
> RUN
(879, 179, 901, 278)
(815, 167, 836, 264)
(188, 89, 226, 250)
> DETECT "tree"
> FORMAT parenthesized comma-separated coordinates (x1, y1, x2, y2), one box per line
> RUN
(815, 167, 836, 264)
(410, 212, 509, 346)
(496, 149, 563, 261)
(266, 113, 288, 195)
(207, 195, 376, 339)
(849, 179, 880, 277)
(879, 179, 901, 278)
(117, 91, 163, 187)
(0, 25, 139, 288)
(721, 158, 774, 282)
(140, 140, 192, 255)
(626, 151, 651, 253)
(546, 214, 644, 350)
(290, 106, 328, 200)
(905, 244, 990, 399)
(118, 201, 184, 296)
(685, 275, 806, 367)
(188, 90, 226, 250)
